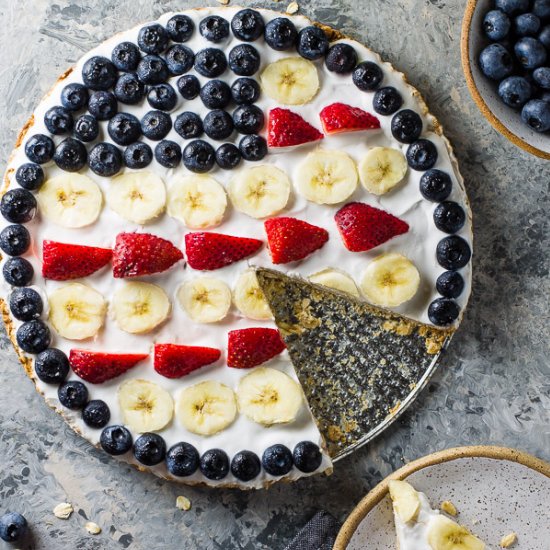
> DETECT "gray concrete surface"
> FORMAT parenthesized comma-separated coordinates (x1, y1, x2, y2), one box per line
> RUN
(0, 0, 548, 548)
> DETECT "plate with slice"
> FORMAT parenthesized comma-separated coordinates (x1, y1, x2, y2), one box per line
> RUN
(334, 446, 550, 549)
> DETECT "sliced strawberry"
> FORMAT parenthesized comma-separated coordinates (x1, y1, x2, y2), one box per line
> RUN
(227, 328, 286, 369)
(185, 232, 263, 270)
(42, 240, 112, 281)
(264, 217, 329, 264)
(320, 102, 381, 134)
(335, 202, 409, 252)
(69, 349, 148, 384)
(154, 343, 221, 379)
(112, 232, 183, 278)
(267, 108, 324, 148)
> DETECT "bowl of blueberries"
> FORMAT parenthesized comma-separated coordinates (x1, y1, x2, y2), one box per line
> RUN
(462, 0, 550, 158)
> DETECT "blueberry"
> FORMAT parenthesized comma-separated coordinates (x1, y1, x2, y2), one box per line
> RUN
(141, 110, 172, 140)
(437, 235, 471, 270)
(239, 134, 267, 161)
(9, 287, 42, 321)
(74, 114, 99, 142)
(231, 450, 261, 481)
(407, 139, 438, 171)
(194, 48, 227, 78)
(200, 448, 229, 480)
(433, 201, 466, 234)
(166, 14, 195, 42)
(297, 26, 329, 60)
(137, 54, 169, 85)
(100, 425, 133, 455)
(203, 110, 234, 140)
(539, 25, 550, 48)
(391, 109, 423, 143)
(111, 41, 141, 71)
(164, 44, 194, 77)
(216, 143, 242, 169)
(15, 163, 44, 191)
(533, 0, 550, 18)
(88, 142, 123, 177)
(479, 43, 514, 80)
(58, 380, 88, 409)
(428, 298, 460, 326)
(177, 74, 201, 100)
(88, 90, 118, 120)
(134, 433, 166, 466)
(264, 17, 298, 51)
(325, 43, 358, 74)
(436, 271, 465, 299)
(53, 138, 87, 172)
(24, 134, 55, 164)
(147, 83, 177, 111)
(60, 83, 89, 111)
(372, 86, 403, 115)
(183, 140, 216, 173)
(293, 441, 322, 473)
(353, 61, 384, 91)
(231, 77, 261, 104)
(233, 104, 264, 134)
(138, 23, 169, 55)
(228, 44, 261, 76)
(0, 224, 31, 256)
(82, 56, 117, 91)
(495, 0, 529, 14)
(34, 348, 70, 384)
(514, 13, 541, 36)
(200, 15, 230, 43)
(16, 319, 50, 353)
(514, 37, 547, 69)
(166, 442, 200, 476)
(231, 9, 265, 42)
(498, 75, 532, 107)
(44, 106, 73, 135)
(82, 399, 110, 429)
(419, 169, 453, 201)
(174, 112, 203, 139)
(483, 10, 511, 40)
(114, 73, 146, 105)
(124, 142, 153, 169)
(3, 257, 33, 287)
(521, 98, 550, 131)
(107, 113, 141, 146)
(1, 189, 36, 223)
(533, 66, 550, 89)
(154, 140, 181, 168)
(200, 80, 232, 109)
(262, 444, 293, 476)
(0, 512, 27, 542)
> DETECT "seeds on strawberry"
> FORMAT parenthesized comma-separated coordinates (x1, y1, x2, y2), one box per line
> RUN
(267, 108, 324, 147)
(227, 328, 286, 368)
(154, 343, 221, 379)
(320, 102, 381, 134)
(69, 349, 148, 384)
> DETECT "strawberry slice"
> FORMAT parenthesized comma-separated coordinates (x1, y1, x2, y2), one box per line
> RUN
(264, 217, 329, 264)
(154, 343, 221, 379)
(267, 108, 324, 147)
(42, 240, 112, 281)
(227, 328, 286, 368)
(185, 232, 263, 270)
(69, 349, 148, 384)
(112, 232, 183, 278)
(335, 202, 409, 252)
(320, 103, 381, 134)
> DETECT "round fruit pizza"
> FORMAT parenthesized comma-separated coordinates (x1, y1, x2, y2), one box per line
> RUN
(0, 6, 472, 488)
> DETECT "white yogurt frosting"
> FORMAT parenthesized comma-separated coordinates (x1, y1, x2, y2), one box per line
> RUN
(0, 7, 472, 488)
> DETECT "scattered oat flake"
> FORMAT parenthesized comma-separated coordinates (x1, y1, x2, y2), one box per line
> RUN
(286, 1, 299, 14)
(85, 522, 101, 535)
(440, 500, 458, 516)
(217, 0, 230, 4)
(500, 533, 517, 548)
(176, 495, 191, 511)
(53, 502, 73, 520)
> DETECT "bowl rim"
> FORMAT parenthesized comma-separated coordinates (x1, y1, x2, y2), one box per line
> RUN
(461, 0, 550, 160)
(333, 445, 550, 549)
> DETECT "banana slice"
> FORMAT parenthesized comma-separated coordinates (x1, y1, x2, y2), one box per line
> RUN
(359, 253, 420, 307)
(112, 282, 171, 334)
(233, 269, 273, 320)
(176, 380, 237, 436)
(237, 367, 303, 426)
(118, 379, 174, 433)
(38, 174, 102, 228)
(296, 150, 358, 204)
(308, 268, 360, 297)
(49, 283, 106, 340)
(176, 277, 231, 323)
(107, 171, 166, 224)
(260, 57, 319, 105)
(427, 515, 485, 550)
(359, 147, 408, 195)
(388, 480, 421, 523)
(228, 165, 290, 219)
(167, 175, 227, 229)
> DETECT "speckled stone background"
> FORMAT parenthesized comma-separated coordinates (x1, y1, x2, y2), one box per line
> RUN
(0, 0, 548, 548)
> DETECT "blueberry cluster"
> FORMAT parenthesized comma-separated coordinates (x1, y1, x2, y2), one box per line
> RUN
(480, 0, 550, 132)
